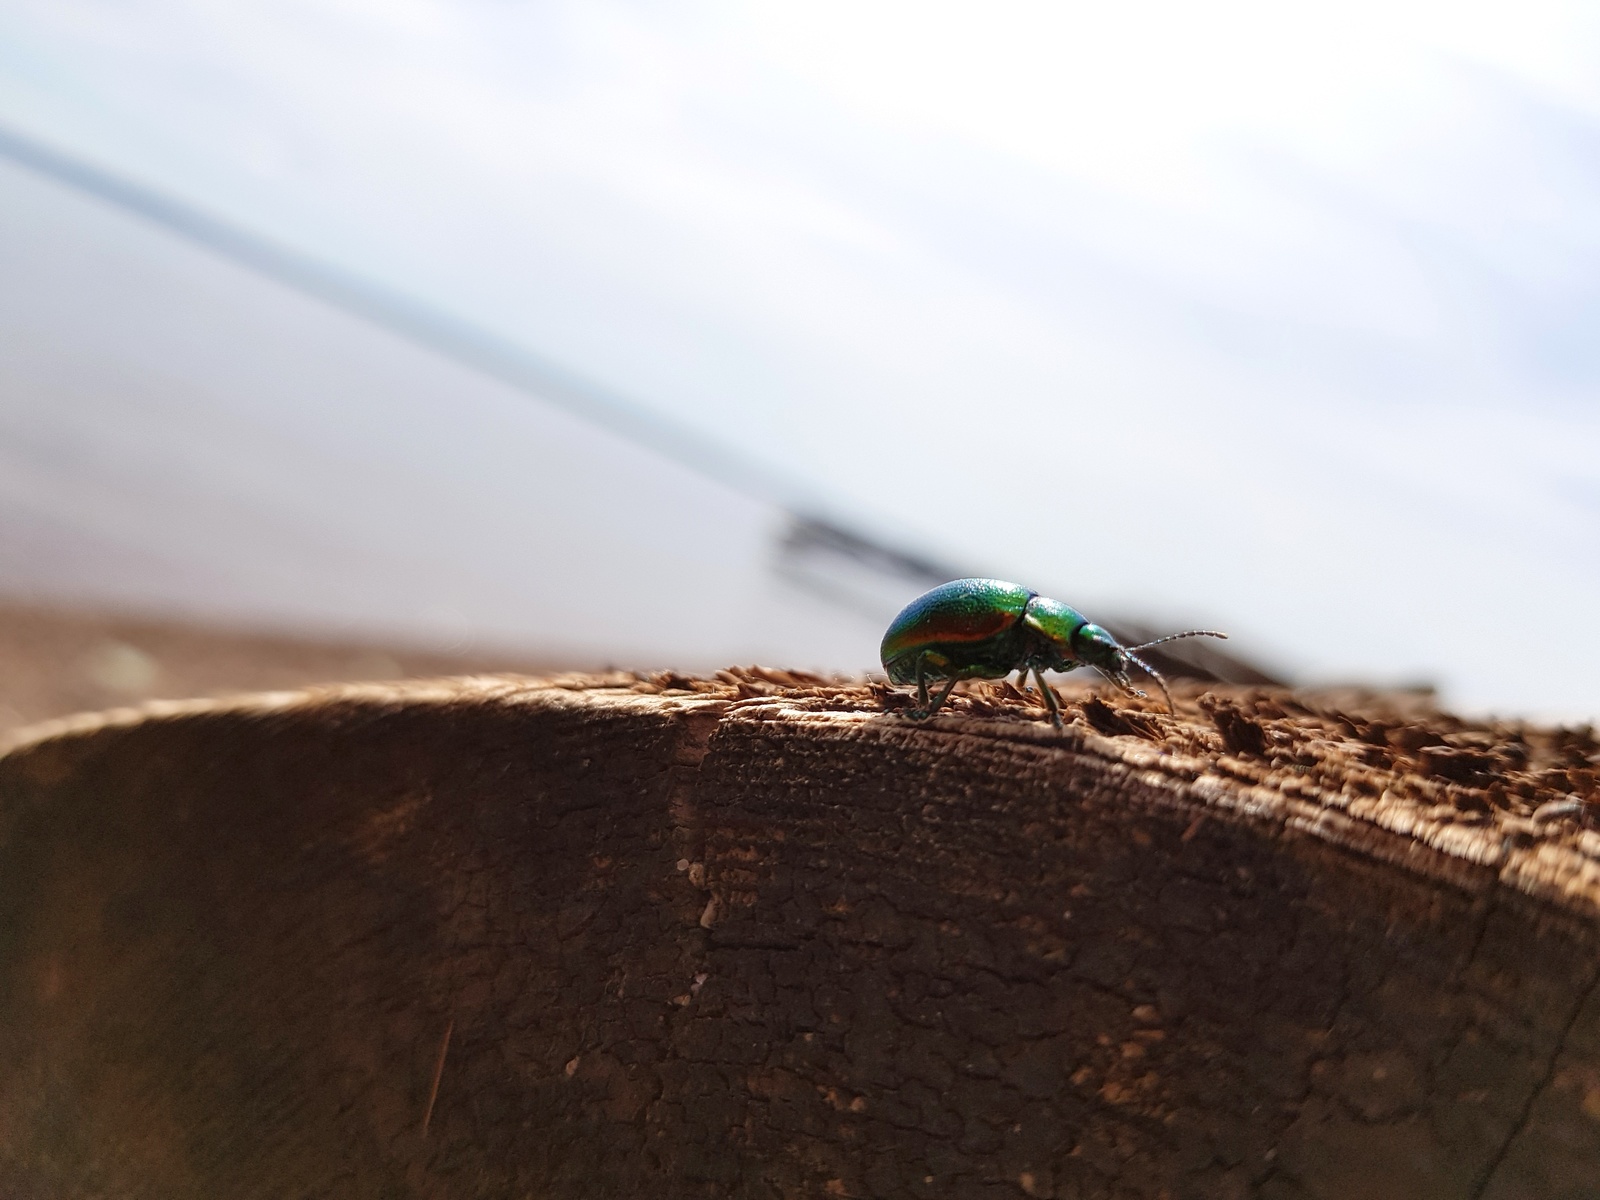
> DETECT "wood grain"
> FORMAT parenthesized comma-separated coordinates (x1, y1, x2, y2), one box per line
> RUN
(1, 671, 1596, 1198)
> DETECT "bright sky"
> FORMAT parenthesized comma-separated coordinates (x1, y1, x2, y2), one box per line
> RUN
(3, 0, 1600, 717)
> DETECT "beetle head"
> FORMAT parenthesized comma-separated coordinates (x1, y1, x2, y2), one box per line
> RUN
(1070, 623, 1126, 673)
(1072, 624, 1163, 707)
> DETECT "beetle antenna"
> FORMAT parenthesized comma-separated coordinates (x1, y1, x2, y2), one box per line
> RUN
(1127, 630, 1228, 653)
(1122, 650, 1175, 714)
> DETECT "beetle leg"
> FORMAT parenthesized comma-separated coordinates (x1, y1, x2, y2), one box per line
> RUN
(924, 674, 961, 719)
(1034, 667, 1064, 728)
(914, 655, 931, 711)
(1115, 672, 1149, 701)
(1014, 669, 1031, 694)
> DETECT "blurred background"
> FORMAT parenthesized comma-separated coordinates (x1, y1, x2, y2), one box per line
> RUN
(2, 0, 1599, 728)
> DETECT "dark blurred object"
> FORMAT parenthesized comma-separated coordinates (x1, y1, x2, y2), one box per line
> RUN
(778, 520, 1283, 686)
(1102, 617, 1283, 686)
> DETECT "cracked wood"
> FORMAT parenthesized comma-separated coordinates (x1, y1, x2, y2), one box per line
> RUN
(1, 671, 1598, 1198)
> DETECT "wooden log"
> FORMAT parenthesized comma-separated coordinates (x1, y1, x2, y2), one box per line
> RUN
(1, 671, 1598, 1199)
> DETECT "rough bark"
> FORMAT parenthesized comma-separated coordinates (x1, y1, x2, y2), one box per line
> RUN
(1, 671, 1599, 1199)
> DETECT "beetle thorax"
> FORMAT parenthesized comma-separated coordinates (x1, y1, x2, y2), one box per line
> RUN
(1020, 596, 1098, 672)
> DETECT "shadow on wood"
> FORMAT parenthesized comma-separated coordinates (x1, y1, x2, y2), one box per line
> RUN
(1, 672, 1598, 1198)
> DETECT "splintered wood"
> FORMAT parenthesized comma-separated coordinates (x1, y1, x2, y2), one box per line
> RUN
(1, 672, 1597, 1199)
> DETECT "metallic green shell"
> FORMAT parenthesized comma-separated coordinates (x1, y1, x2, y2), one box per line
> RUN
(1020, 595, 1091, 648)
(880, 578, 1103, 686)
(880, 579, 1035, 675)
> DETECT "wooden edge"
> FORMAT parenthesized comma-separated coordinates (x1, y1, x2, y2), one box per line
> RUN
(3, 672, 1598, 925)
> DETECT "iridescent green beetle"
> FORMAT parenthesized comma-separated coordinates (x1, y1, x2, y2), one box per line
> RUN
(880, 578, 1226, 726)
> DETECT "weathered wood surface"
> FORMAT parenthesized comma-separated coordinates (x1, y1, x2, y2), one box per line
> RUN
(2, 670, 1599, 1199)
